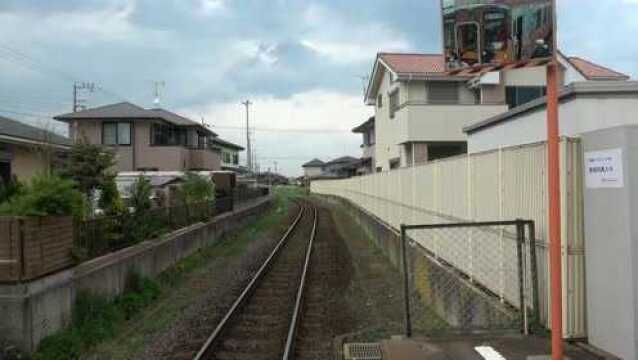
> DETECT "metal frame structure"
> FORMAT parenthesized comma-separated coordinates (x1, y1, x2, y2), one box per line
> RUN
(400, 219, 539, 337)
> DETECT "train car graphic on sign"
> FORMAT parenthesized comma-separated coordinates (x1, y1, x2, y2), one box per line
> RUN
(442, 0, 554, 69)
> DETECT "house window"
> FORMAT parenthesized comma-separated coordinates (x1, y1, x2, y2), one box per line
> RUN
(232, 154, 239, 165)
(427, 82, 459, 104)
(505, 86, 546, 109)
(377, 94, 383, 108)
(223, 152, 231, 163)
(197, 132, 208, 149)
(103, 122, 131, 145)
(151, 123, 187, 146)
(389, 90, 399, 119)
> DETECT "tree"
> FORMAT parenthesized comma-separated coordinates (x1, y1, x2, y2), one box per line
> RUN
(128, 176, 152, 214)
(98, 175, 126, 216)
(177, 172, 215, 205)
(61, 138, 116, 196)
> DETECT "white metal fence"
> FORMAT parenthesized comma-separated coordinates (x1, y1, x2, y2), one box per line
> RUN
(311, 139, 585, 338)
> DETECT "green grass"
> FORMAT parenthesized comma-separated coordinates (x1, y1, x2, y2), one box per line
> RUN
(33, 273, 160, 360)
(30, 186, 304, 360)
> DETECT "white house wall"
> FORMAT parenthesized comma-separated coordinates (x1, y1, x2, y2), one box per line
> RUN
(467, 95, 638, 153)
(374, 69, 402, 171)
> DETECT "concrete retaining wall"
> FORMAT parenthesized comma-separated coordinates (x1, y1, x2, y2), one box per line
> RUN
(319, 195, 520, 334)
(0, 197, 271, 353)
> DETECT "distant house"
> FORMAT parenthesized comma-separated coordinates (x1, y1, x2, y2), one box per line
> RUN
(301, 158, 325, 179)
(0, 115, 70, 183)
(54, 102, 221, 172)
(211, 138, 244, 172)
(352, 116, 375, 174)
(323, 156, 361, 178)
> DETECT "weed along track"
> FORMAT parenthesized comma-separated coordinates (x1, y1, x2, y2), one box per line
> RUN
(192, 200, 318, 360)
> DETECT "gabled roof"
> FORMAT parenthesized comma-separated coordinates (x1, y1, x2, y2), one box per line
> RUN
(212, 137, 244, 151)
(380, 53, 446, 75)
(54, 102, 216, 135)
(566, 56, 629, 81)
(365, 51, 630, 104)
(302, 158, 325, 168)
(352, 116, 375, 133)
(365, 52, 469, 104)
(54, 102, 153, 120)
(326, 156, 360, 165)
(0, 116, 71, 147)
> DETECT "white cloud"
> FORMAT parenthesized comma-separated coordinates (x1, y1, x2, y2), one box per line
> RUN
(198, 0, 229, 16)
(299, 3, 413, 64)
(181, 90, 373, 176)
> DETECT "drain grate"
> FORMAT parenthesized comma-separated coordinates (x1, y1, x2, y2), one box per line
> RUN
(344, 343, 383, 360)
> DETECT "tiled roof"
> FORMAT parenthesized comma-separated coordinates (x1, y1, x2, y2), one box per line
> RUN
(567, 57, 629, 81)
(212, 137, 244, 151)
(54, 102, 216, 135)
(379, 53, 446, 75)
(302, 158, 325, 168)
(0, 115, 71, 147)
(54, 102, 153, 120)
(326, 156, 360, 165)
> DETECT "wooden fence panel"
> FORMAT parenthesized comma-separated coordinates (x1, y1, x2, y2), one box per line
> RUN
(0, 216, 74, 282)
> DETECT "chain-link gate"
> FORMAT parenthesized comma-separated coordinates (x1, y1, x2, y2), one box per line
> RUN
(400, 220, 539, 337)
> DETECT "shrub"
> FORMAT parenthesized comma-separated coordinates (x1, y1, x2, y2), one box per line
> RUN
(34, 276, 161, 359)
(128, 176, 152, 214)
(177, 172, 215, 205)
(0, 174, 85, 218)
(0, 175, 23, 203)
(98, 175, 126, 216)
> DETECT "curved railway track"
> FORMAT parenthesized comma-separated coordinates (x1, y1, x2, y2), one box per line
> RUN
(192, 200, 318, 360)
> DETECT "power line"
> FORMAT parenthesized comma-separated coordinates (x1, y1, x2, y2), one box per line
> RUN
(211, 125, 351, 134)
(0, 41, 129, 104)
(0, 108, 52, 118)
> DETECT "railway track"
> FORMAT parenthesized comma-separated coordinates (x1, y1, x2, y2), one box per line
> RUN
(191, 200, 318, 360)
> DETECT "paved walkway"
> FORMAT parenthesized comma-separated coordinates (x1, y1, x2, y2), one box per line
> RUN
(381, 335, 604, 360)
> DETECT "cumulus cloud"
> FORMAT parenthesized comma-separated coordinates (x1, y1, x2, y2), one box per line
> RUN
(0, 0, 636, 175)
(181, 90, 374, 176)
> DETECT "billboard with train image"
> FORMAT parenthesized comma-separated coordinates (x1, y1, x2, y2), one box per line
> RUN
(442, 0, 555, 69)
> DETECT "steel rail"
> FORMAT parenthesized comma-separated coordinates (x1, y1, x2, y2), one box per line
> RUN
(282, 205, 318, 360)
(193, 202, 306, 360)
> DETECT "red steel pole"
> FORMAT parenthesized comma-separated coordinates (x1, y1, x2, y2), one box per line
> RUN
(546, 61, 563, 360)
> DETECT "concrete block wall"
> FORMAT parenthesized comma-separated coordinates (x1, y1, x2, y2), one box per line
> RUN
(319, 195, 521, 334)
(0, 197, 271, 353)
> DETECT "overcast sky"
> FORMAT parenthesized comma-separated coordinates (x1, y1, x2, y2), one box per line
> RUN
(0, 0, 635, 176)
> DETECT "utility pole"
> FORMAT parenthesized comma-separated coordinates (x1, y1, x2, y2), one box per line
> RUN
(73, 82, 95, 112)
(241, 100, 252, 172)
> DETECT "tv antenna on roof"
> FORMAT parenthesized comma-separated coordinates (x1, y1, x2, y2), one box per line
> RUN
(153, 81, 166, 106)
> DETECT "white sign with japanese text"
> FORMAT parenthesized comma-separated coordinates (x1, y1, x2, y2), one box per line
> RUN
(585, 148, 624, 189)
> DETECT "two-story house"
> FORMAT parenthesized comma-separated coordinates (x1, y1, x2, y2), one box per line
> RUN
(352, 116, 375, 173)
(211, 138, 244, 172)
(364, 51, 629, 171)
(54, 102, 221, 172)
